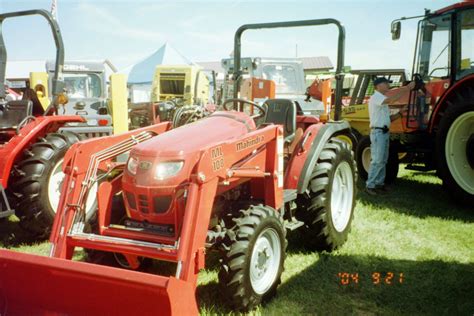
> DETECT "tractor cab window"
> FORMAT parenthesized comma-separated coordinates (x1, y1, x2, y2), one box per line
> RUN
(416, 14, 451, 80)
(457, 9, 474, 79)
(261, 64, 299, 94)
(63, 73, 102, 98)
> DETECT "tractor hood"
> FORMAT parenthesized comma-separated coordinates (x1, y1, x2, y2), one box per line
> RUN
(125, 111, 256, 187)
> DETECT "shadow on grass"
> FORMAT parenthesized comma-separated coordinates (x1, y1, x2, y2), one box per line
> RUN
(357, 176, 474, 222)
(198, 253, 474, 315)
(0, 217, 39, 248)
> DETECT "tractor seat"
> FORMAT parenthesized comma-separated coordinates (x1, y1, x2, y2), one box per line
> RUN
(0, 100, 33, 130)
(263, 99, 296, 143)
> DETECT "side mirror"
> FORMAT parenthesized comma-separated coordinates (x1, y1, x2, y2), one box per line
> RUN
(391, 21, 401, 40)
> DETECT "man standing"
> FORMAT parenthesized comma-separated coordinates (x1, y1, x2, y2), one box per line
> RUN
(365, 77, 415, 195)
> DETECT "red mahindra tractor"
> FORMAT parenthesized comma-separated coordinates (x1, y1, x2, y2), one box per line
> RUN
(385, 1, 474, 203)
(0, 10, 101, 236)
(0, 19, 356, 314)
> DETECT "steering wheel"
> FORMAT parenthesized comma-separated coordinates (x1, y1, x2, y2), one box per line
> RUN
(222, 98, 266, 119)
(16, 116, 37, 134)
(412, 73, 425, 91)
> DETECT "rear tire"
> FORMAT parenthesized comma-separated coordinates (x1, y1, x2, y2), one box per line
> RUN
(10, 132, 81, 237)
(219, 204, 286, 312)
(296, 139, 356, 251)
(436, 86, 474, 205)
(356, 135, 399, 184)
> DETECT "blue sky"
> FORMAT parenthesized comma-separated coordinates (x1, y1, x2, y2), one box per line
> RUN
(0, 0, 455, 72)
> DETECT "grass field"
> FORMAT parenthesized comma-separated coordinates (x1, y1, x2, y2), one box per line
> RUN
(1, 166, 473, 315)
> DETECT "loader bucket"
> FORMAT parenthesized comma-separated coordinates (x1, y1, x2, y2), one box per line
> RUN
(0, 249, 198, 316)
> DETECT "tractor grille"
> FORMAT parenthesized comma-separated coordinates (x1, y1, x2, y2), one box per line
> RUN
(138, 194, 149, 213)
(125, 191, 172, 215)
(79, 131, 111, 138)
(126, 192, 137, 210)
(153, 196, 172, 214)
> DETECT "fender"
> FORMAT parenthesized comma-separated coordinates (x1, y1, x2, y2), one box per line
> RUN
(0, 115, 85, 188)
(293, 120, 351, 194)
(428, 74, 474, 133)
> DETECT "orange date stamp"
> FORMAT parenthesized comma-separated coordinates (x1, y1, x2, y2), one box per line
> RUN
(337, 272, 404, 285)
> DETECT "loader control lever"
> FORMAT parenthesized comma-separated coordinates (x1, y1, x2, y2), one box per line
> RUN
(412, 74, 425, 91)
(222, 98, 266, 119)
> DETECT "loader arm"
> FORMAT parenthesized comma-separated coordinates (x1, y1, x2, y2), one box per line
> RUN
(0, 9, 65, 100)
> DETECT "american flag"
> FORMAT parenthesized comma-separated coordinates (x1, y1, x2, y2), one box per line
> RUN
(51, 0, 58, 21)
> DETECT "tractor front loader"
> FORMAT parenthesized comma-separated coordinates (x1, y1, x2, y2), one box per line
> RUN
(0, 19, 356, 315)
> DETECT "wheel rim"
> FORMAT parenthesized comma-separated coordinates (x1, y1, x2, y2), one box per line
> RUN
(250, 227, 281, 295)
(48, 159, 98, 218)
(330, 161, 354, 232)
(362, 147, 371, 174)
(445, 111, 474, 194)
(48, 158, 65, 212)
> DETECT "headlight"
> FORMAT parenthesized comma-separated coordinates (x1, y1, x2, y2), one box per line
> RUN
(127, 156, 138, 175)
(155, 161, 184, 180)
(87, 119, 98, 126)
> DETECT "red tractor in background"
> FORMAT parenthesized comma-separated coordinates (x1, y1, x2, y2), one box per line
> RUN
(0, 10, 97, 236)
(306, 1, 474, 204)
(387, 1, 474, 204)
(0, 18, 357, 314)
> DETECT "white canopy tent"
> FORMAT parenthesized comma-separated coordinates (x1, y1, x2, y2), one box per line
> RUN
(121, 43, 194, 103)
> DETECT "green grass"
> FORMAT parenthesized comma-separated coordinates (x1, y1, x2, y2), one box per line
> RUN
(1, 166, 473, 315)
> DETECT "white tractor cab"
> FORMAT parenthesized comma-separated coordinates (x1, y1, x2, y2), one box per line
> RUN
(221, 57, 324, 115)
(44, 60, 114, 137)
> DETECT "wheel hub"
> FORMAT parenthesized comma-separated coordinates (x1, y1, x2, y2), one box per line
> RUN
(467, 134, 474, 169)
(255, 246, 270, 276)
(445, 111, 474, 194)
(330, 161, 354, 232)
(362, 147, 371, 173)
(48, 159, 65, 212)
(250, 228, 281, 295)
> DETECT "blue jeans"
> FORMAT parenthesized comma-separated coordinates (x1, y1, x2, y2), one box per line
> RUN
(366, 129, 390, 189)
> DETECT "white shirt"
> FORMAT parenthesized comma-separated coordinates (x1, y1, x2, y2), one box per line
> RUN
(368, 91, 391, 128)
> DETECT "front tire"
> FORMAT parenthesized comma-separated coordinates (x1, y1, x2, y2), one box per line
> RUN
(219, 204, 287, 312)
(10, 132, 81, 237)
(436, 86, 474, 204)
(296, 139, 357, 251)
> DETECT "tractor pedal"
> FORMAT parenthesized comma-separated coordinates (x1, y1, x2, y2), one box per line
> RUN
(0, 209, 14, 219)
(285, 218, 304, 231)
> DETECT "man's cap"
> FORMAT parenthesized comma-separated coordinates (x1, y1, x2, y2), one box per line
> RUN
(373, 77, 393, 86)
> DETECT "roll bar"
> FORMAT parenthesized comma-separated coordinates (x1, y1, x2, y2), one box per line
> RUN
(0, 9, 64, 100)
(233, 19, 346, 120)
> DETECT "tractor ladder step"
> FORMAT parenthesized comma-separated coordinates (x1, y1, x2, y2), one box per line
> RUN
(284, 189, 297, 202)
(405, 164, 434, 172)
(285, 218, 304, 231)
(0, 184, 14, 218)
(67, 232, 179, 262)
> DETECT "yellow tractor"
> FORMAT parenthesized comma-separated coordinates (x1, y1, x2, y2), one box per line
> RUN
(129, 64, 215, 129)
(151, 64, 211, 105)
